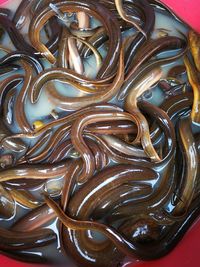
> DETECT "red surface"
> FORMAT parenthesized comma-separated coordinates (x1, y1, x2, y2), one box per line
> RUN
(0, 0, 200, 266)
(0, 0, 8, 4)
(161, 0, 200, 33)
(0, 256, 44, 267)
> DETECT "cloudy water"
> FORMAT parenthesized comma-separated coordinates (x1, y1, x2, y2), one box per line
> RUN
(0, 1, 189, 266)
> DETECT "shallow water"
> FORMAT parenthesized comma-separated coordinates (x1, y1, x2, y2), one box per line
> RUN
(0, 1, 190, 266)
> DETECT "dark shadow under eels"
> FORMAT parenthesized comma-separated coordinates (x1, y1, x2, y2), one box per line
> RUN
(29, 0, 121, 78)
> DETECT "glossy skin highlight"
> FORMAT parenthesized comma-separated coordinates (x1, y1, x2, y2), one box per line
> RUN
(29, 0, 121, 78)
(0, 1, 198, 266)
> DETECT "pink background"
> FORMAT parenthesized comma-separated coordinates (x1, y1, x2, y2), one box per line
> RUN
(161, 0, 200, 33)
(0, 0, 200, 266)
